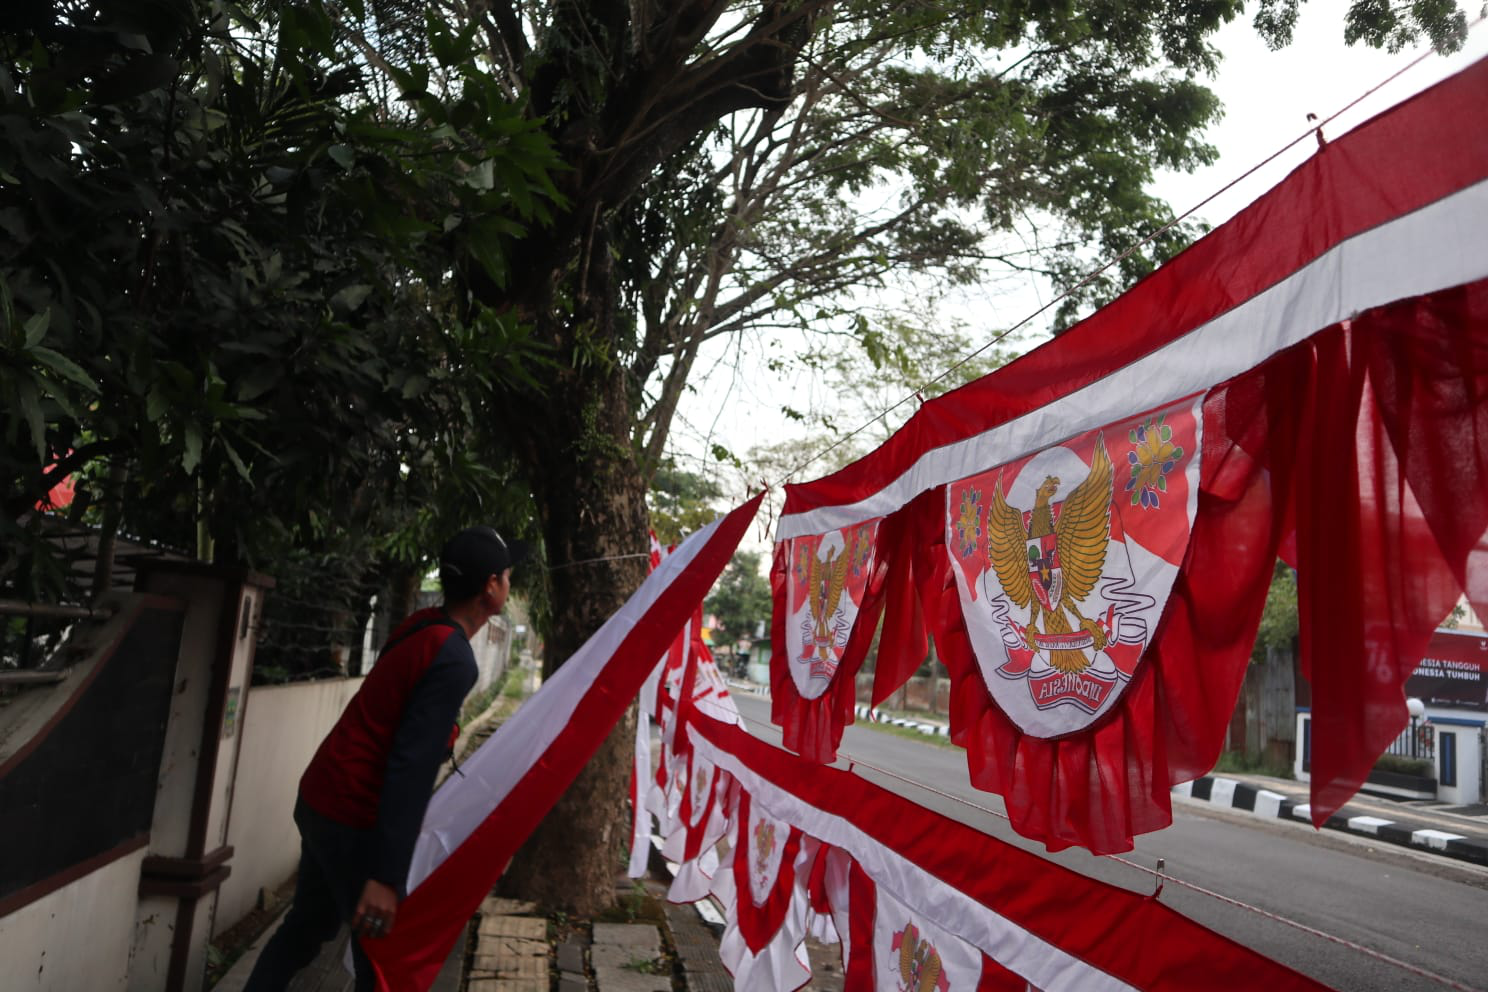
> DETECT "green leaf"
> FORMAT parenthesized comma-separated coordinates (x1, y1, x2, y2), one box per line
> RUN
(183, 424, 203, 475)
(146, 385, 169, 424)
(466, 160, 495, 190)
(235, 364, 280, 403)
(327, 144, 355, 171)
(221, 436, 252, 482)
(32, 346, 98, 393)
(331, 284, 373, 312)
(16, 377, 45, 460)
(23, 309, 50, 348)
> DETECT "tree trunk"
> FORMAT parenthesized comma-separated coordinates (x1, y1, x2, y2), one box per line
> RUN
(495, 438, 649, 913)
(496, 260, 652, 912)
(387, 563, 422, 626)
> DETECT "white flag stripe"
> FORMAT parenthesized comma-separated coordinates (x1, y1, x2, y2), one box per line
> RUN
(778, 177, 1488, 538)
(406, 509, 743, 892)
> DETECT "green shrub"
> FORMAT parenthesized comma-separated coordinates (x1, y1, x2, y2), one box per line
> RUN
(1372, 754, 1433, 777)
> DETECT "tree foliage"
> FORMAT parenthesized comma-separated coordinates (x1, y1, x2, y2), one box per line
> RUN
(0, 1, 558, 616)
(1253, 559, 1299, 662)
(706, 550, 773, 645)
(648, 462, 726, 545)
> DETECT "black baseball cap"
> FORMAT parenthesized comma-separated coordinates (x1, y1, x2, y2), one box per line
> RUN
(439, 527, 528, 598)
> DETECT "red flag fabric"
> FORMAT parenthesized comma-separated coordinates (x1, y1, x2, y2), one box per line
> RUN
(770, 58, 1488, 852)
(682, 712, 1335, 991)
(362, 494, 761, 990)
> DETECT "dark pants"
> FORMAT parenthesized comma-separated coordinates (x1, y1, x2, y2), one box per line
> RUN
(243, 798, 378, 991)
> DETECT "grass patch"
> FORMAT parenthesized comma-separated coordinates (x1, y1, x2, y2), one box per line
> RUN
(502, 666, 528, 698)
(461, 663, 529, 726)
(1212, 750, 1295, 779)
(860, 718, 957, 749)
(622, 956, 667, 974)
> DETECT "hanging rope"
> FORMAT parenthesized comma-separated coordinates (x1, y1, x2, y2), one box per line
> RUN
(544, 551, 654, 572)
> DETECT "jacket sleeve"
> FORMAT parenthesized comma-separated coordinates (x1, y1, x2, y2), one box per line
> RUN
(371, 634, 477, 892)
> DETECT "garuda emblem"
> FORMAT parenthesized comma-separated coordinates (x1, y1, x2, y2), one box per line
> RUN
(780, 520, 879, 699)
(891, 923, 950, 992)
(988, 436, 1113, 676)
(946, 400, 1201, 737)
(752, 819, 775, 878)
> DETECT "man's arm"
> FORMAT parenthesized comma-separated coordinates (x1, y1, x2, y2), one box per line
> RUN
(371, 635, 478, 894)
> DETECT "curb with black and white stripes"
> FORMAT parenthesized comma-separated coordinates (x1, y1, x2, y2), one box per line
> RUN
(852, 703, 951, 736)
(1174, 776, 1488, 868)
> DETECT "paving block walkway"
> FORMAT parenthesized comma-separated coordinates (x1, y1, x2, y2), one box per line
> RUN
(466, 897, 548, 992)
(590, 922, 670, 992)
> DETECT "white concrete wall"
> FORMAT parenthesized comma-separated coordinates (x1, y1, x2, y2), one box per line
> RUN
(1296, 709, 1485, 803)
(213, 677, 363, 935)
(0, 849, 146, 992)
(1432, 721, 1485, 805)
(471, 615, 511, 696)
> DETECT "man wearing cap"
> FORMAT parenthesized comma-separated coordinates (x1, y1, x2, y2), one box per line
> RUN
(244, 527, 522, 991)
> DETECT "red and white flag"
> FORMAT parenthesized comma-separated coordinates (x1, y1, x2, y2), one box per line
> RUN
(362, 495, 762, 990)
(771, 57, 1488, 852)
(681, 711, 1334, 991)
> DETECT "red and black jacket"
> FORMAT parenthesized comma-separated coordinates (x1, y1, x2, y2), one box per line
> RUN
(299, 607, 478, 891)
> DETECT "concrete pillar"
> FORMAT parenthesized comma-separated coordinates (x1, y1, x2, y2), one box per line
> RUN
(128, 563, 273, 992)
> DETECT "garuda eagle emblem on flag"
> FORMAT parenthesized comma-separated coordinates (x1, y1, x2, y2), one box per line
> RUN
(987, 436, 1115, 677)
(947, 398, 1201, 737)
(781, 519, 880, 699)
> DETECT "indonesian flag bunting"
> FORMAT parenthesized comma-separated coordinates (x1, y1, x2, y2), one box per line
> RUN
(630, 574, 745, 876)
(769, 504, 934, 762)
(658, 749, 734, 902)
(732, 790, 806, 953)
(682, 711, 1334, 991)
(768, 517, 885, 762)
(711, 790, 819, 990)
(362, 494, 762, 990)
(770, 57, 1488, 852)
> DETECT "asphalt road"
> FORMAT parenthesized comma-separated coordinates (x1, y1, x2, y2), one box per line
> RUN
(730, 694, 1488, 992)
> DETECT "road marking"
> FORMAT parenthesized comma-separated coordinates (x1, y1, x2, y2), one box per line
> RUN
(1412, 829, 1467, 850)
(1346, 815, 1394, 834)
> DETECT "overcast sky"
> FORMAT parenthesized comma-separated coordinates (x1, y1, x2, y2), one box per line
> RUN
(668, 3, 1488, 501)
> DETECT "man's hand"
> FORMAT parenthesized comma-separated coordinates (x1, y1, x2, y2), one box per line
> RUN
(352, 880, 399, 940)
